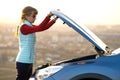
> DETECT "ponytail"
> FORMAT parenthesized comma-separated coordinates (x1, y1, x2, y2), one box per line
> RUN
(14, 6, 38, 38)
(15, 26, 19, 38)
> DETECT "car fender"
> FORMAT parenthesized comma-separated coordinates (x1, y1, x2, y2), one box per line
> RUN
(51, 63, 120, 80)
(71, 73, 112, 80)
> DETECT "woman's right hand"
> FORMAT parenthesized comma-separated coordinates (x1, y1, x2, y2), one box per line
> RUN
(53, 17, 58, 21)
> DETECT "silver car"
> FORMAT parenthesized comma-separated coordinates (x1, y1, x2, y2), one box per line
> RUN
(29, 10, 120, 80)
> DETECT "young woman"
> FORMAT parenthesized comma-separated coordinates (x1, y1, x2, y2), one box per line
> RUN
(15, 6, 58, 80)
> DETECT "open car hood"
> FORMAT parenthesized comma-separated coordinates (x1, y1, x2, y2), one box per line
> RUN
(51, 10, 110, 56)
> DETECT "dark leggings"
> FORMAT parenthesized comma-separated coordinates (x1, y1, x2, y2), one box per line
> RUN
(16, 62, 33, 80)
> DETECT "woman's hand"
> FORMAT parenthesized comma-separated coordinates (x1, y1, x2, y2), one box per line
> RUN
(48, 12, 54, 17)
(53, 16, 58, 21)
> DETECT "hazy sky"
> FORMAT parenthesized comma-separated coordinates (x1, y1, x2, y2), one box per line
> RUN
(0, 0, 120, 25)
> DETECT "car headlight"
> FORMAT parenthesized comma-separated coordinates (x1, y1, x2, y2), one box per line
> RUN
(35, 66, 63, 80)
(29, 77, 35, 80)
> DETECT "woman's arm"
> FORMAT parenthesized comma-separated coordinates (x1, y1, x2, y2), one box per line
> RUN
(21, 15, 56, 35)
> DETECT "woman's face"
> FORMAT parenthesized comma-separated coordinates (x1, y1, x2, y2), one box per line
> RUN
(25, 11, 37, 23)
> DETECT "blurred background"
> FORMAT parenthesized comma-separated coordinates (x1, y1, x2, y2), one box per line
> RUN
(0, 0, 120, 80)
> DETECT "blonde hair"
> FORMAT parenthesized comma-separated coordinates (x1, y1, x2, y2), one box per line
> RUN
(15, 6, 38, 38)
